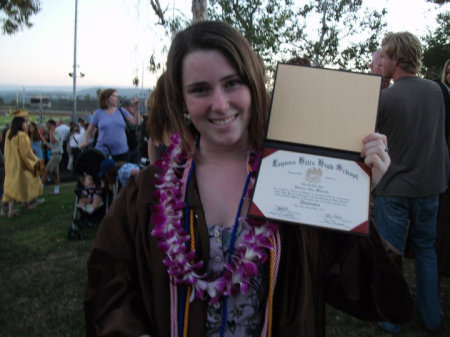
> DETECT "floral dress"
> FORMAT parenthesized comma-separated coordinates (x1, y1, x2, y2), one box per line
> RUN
(205, 223, 268, 337)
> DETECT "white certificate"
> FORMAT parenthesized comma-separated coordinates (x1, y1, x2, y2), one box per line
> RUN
(249, 148, 371, 235)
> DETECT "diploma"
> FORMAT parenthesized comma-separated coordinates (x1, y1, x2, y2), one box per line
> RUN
(249, 147, 371, 234)
(248, 63, 381, 236)
(266, 64, 381, 152)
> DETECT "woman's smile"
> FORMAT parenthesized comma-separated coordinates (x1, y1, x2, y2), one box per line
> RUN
(209, 113, 238, 126)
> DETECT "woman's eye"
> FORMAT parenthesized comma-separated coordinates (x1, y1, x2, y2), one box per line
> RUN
(225, 79, 241, 88)
(188, 86, 209, 95)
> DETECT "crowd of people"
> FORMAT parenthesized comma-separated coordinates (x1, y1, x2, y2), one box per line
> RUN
(1, 20, 449, 337)
(0, 112, 85, 216)
(0, 89, 148, 217)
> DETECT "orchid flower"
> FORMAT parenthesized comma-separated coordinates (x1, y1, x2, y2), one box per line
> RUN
(150, 133, 278, 304)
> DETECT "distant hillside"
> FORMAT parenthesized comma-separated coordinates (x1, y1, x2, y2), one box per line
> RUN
(0, 85, 152, 104)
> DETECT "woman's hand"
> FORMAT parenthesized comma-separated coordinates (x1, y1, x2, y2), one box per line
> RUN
(361, 132, 390, 188)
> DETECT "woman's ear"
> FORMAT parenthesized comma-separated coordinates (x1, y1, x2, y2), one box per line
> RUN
(183, 107, 191, 124)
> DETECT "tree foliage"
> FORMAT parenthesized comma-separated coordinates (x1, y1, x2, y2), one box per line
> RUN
(209, 0, 386, 74)
(133, 75, 140, 88)
(0, 0, 41, 35)
(147, 0, 387, 78)
(208, 0, 296, 74)
(422, 11, 450, 79)
(301, 0, 386, 71)
(145, 0, 190, 72)
(426, 0, 449, 5)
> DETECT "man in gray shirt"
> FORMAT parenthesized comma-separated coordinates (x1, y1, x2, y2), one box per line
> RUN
(375, 32, 449, 335)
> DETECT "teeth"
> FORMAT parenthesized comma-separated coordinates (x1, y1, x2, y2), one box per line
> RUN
(211, 115, 235, 125)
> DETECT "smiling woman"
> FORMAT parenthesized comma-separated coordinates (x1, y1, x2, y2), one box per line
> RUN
(182, 49, 252, 153)
(84, 20, 414, 337)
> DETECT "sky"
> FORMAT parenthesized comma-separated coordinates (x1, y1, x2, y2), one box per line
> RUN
(0, 0, 448, 91)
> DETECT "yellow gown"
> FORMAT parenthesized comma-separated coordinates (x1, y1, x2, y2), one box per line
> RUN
(2, 130, 43, 203)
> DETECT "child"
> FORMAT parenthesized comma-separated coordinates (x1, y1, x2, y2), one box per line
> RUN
(77, 174, 103, 214)
(117, 162, 140, 187)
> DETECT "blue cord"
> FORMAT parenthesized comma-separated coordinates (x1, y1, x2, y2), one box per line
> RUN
(227, 172, 252, 262)
(220, 171, 252, 337)
(181, 136, 252, 337)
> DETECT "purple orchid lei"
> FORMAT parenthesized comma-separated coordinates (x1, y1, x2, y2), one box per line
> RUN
(150, 133, 278, 305)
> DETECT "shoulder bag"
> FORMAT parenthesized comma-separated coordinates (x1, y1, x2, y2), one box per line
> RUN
(119, 108, 138, 151)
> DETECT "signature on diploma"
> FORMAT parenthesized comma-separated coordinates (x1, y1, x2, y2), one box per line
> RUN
(323, 213, 351, 228)
(273, 205, 296, 220)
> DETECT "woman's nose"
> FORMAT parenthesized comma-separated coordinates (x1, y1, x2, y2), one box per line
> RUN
(211, 89, 229, 113)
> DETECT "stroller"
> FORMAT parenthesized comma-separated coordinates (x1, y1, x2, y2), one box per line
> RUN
(68, 148, 115, 240)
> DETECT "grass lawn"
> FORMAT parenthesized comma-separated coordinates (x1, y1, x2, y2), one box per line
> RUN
(1, 182, 95, 337)
(1, 181, 449, 336)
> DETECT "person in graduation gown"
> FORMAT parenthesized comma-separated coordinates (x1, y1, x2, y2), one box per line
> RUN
(3, 110, 43, 217)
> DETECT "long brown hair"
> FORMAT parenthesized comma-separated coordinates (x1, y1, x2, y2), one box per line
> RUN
(165, 21, 269, 151)
(146, 72, 170, 144)
(28, 122, 40, 141)
(8, 117, 25, 140)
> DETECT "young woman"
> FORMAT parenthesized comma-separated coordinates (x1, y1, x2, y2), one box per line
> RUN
(3, 116, 43, 217)
(85, 21, 413, 337)
(28, 121, 48, 161)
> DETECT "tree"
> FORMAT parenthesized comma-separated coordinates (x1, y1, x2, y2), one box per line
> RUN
(208, 0, 297, 75)
(193, 0, 208, 22)
(422, 11, 450, 79)
(426, 0, 449, 4)
(147, 0, 386, 78)
(0, 0, 41, 35)
(209, 0, 386, 73)
(133, 75, 139, 88)
(149, 0, 207, 24)
(146, 0, 191, 72)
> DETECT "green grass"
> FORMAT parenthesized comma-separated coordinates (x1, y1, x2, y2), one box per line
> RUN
(0, 182, 449, 336)
(0, 182, 95, 337)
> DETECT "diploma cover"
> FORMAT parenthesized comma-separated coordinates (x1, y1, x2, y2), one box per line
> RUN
(248, 63, 382, 235)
